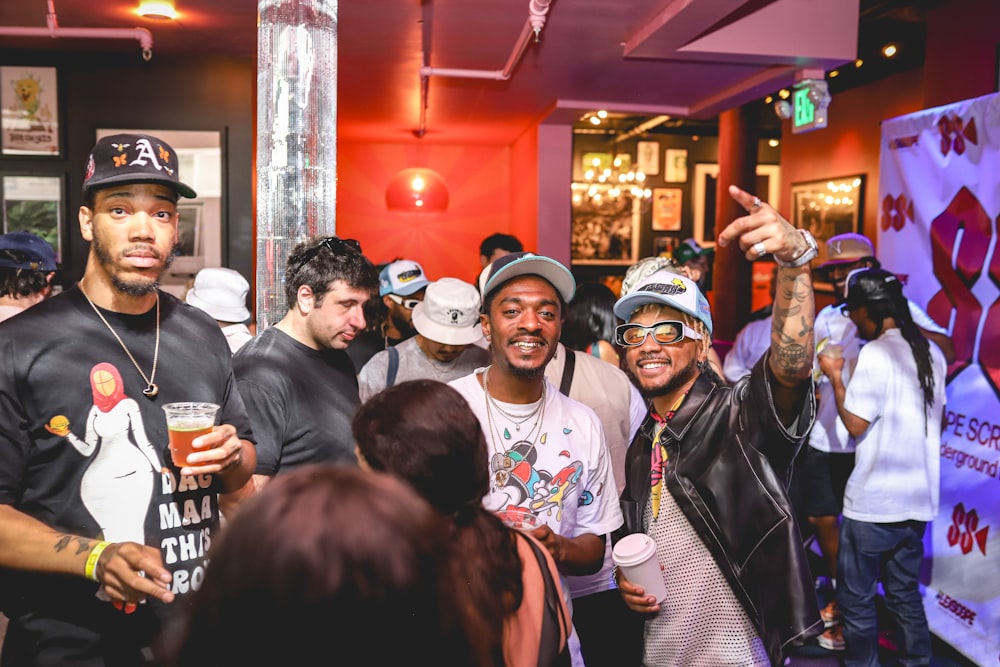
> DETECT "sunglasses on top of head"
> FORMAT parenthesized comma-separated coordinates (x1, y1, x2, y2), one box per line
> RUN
(293, 236, 362, 270)
(615, 320, 702, 347)
(387, 293, 421, 310)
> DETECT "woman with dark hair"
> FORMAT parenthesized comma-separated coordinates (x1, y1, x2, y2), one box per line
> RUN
(353, 379, 571, 667)
(560, 281, 621, 365)
(164, 465, 483, 667)
(817, 267, 947, 665)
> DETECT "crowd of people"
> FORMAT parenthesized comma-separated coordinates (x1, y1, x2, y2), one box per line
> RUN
(0, 132, 950, 667)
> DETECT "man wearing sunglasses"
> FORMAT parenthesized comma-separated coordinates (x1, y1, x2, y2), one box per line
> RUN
(233, 236, 379, 489)
(613, 185, 823, 666)
(379, 258, 430, 347)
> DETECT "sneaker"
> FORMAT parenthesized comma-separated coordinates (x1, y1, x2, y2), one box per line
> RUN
(817, 625, 845, 651)
(820, 600, 840, 628)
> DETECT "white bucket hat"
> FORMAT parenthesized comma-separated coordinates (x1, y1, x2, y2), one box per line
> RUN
(411, 277, 484, 346)
(186, 267, 251, 323)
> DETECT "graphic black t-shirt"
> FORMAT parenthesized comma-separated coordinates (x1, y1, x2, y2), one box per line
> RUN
(0, 287, 254, 664)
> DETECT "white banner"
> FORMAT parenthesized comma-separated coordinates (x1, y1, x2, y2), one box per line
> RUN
(879, 91, 1000, 666)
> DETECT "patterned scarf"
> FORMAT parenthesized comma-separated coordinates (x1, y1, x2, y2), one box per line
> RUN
(650, 392, 688, 519)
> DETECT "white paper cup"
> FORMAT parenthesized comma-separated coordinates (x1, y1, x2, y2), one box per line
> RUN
(613, 533, 666, 603)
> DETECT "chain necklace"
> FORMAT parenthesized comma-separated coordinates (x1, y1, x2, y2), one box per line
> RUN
(482, 366, 544, 431)
(482, 366, 548, 493)
(79, 283, 161, 399)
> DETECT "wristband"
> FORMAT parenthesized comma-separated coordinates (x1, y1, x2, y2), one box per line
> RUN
(85, 541, 112, 582)
(775, 229, 818, 268)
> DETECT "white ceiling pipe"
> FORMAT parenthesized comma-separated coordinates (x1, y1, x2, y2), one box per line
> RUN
(420, 0, 554, 82)
(0, 0, 154, 60)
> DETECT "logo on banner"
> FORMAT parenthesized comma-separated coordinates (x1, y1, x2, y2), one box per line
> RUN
(946, 503, 989, 556)
(936, 591, 977, 627)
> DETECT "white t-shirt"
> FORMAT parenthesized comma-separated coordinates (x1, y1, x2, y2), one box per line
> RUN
(842, 328, 946, 523)
(449, 369, 624, 667)
(358, 336, 490, 402)
(722, 316, 771, 384)
(810, 298, 946, 454)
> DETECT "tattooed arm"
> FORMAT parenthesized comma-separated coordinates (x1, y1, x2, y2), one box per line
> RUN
(718, 185, 815, 425)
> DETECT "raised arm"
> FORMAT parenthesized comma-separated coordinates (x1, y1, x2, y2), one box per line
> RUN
(718, 185, 816, 422)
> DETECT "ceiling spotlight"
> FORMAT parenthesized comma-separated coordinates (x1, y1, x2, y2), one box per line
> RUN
(882, 43, 898, 58)
(589, 116, 601, 125)
(597, 110, 608, 119)
(778, 89, 791, 100)
(829, 70, 839, 78)
(137, 0, 178, 19)
(764, 95, 773, 104)
(855, 58, 864, 68)
(774, 100, 793, 120)
(768, 138, 780, 148)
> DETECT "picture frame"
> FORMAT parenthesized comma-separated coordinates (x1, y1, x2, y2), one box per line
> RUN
(1, 174, 63, 262)
(571, 182, 640, 265)
(1, 66, 60, 156)
(637, 141, 659, 175)
(692, 163, 781, 248)
(665, 148, 688, 183)
(651, 187, 682, 231)
(790, 174, 865, 265)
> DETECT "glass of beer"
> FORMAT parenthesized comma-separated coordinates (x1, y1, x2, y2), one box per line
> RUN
(162, 402, 220, 468)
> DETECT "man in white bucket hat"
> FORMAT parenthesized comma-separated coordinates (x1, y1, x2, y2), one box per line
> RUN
(358, 277, 490, 401)
(186, 267, 254, 353)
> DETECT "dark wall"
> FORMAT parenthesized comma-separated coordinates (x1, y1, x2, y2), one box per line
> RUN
(0, 50, 256, 289)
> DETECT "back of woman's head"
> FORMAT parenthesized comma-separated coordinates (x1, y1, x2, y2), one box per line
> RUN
(166, 465, 480, 666)
(561, 281, 620, 351)
(353, 379, 490, 516)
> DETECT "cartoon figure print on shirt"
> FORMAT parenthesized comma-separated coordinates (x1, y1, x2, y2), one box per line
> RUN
(490, 428, 589, 521)
(44, 362, 165, 545)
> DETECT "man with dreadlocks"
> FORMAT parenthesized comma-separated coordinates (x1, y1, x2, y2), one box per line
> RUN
(818, 266, 947, 667)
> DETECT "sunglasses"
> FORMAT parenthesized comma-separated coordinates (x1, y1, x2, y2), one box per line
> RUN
(615, 320, 703, 347)
(387, 293, 421, 310)
(293, 236, 362, 270)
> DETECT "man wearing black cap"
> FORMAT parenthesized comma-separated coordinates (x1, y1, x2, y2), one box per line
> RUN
(817, 267, 945, 667)
(0, 230, 58, 323)
(449, 251, 623, 667)
(0, 133, 256, 666)
(614, 185, 822, 666)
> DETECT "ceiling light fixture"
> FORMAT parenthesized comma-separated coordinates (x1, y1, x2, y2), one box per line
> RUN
(385, 167, 449, 213)
(882, 43, 898, 58)
(137, 0, 178, 20)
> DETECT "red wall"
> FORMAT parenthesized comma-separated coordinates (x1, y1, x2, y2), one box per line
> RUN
(336, 142, 512, 282)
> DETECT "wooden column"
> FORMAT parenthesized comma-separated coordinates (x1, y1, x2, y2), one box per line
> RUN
(711, 102, 760, 342)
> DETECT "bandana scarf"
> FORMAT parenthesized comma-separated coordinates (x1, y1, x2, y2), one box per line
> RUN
(649, 392, 687, 519)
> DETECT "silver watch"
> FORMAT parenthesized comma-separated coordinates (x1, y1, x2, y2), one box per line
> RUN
(775, 229, 819, 268)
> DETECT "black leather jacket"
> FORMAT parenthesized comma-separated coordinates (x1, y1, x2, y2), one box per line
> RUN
(617, 353, 823, 666)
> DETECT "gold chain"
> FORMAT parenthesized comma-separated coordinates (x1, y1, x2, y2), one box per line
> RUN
(79, 283, 160, 398)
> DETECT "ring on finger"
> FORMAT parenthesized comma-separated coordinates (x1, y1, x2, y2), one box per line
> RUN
(752, 241, 767, 258)
(751, 196, 762, 210)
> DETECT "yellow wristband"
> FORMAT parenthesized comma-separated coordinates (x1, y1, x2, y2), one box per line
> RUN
(85, 541, 112, 582)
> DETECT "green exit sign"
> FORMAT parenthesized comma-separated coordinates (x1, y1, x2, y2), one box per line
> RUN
(792, 80, 830, 134)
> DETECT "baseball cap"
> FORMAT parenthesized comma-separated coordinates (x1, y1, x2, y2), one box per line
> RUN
(379, 259, 429, 296)
(620, 256, 676, 297)
(819, 233, 875, 269)
(844, 267, 903, 305)
(411, 277, 484, 346)
(83, 133, 197, 199)
(478, 251, 576, 304)
(672, 238, 712, 266)
(613, 269, 713, 335)
(186, 267, 251, 323)
(0, 231, 58, 271)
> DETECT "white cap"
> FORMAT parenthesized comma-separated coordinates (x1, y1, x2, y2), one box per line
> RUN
(186, 267, 251, 323)
(613, 269, 713, 335)
(412, 278, 484, 346)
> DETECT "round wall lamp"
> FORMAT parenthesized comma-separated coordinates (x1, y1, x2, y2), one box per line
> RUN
(385, 167, 449, 212)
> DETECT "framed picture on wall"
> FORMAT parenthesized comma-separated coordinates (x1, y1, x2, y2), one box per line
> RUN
(1, 67, 60, 156)
(651, 187, 682, 231)
(692, 163, 781, 247)
(571, 183, 640, 265)
(1, 174, 63, 261)
(637, 141, 659, 175)
(665, 148, 688, 183)
(790, 174, 865, 264)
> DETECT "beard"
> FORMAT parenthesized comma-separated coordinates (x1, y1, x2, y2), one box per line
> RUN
(626, 353, 700, 399)
(388, 309, 417, 339)
(92, 235, 174, 297)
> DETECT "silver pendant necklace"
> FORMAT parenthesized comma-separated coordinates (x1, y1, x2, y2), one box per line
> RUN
(79, 283, 161, 399)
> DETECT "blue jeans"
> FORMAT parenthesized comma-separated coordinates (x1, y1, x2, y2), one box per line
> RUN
(837, 518, 931, 667)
